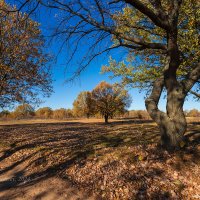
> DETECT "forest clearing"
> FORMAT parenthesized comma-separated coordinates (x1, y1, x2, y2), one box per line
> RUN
(1, 0, 200, 199)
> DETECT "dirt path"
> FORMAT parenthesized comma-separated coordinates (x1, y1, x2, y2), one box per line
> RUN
(0, 157, 95, 200)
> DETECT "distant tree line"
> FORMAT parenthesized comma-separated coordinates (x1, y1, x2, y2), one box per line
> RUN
(0, 80, 199, 122)
(0, 81, 132, 123)
(0, 105, 199, 122)
(0, 105, 74, 120)
(185, 109, 200, 118)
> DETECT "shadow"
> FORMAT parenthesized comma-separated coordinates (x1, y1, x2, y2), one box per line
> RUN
(185, 124, 200, 146)
(0, 119, 199, 199)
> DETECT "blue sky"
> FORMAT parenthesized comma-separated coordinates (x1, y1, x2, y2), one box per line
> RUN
(6, 0, 200, 111)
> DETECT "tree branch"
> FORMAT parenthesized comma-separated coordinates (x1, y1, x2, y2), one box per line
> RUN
(124, 0, 169, 30)
(190, 90, 200, 99)
(40, 0, 167, 51)
(66, 44, 122, 82)
(182, 62, 200, 93)
(145, 76, 165, 123)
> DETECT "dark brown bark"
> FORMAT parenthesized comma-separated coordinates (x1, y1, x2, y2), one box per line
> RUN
(104, 114, 109, 123)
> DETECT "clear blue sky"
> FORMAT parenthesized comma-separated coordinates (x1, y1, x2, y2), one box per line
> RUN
(6, 0, 200, 111)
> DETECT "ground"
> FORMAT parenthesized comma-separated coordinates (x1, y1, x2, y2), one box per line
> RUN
(0, 118, 199, 200)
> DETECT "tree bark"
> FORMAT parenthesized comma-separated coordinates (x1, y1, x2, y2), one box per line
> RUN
(145, 77, 187, 150)
(104, 114, 109, 123)
(159, 87, 187, 148)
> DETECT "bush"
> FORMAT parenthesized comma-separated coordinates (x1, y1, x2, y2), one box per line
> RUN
(0, 110, 10, 119)
(35, 107, 53, 119)
(52, 108, 73, 119)
(187, 109, 200, 117)
(12, 104, 35, 119)
(128, 110, 150, 120)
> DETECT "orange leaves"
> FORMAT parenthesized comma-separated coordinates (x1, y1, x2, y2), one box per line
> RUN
(91, 81, 131, 122)
(0, 2, 52, 108)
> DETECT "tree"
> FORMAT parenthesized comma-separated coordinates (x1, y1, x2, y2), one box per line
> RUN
(73, 91, 94, 118)
(0, 2, 52, 108)
(92, 81, 131, 123)
(187, 109, 200, 117)
(7, 0, 199, 149)
(66, 109, 74, 118)
(101, 0, 200, 148)
(35, 107, 53, 119)
(0, 110, 10, 119)
(12, 104, 35, 119)
(52, 108, 73, 119)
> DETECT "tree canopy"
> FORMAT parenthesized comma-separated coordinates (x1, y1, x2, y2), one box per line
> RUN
(92, 81, 131, 123)
(0, 1, 52, 108)
(73, 91, 94, 118)
(12, 103, 35, 119)
(35, 107, 53, 119)
(102, 0, 199, 92)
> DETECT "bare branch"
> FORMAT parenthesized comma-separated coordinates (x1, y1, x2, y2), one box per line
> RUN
(190, 90, 200, 99)
(66, 44, 121, 82)
(94, 0, 105, 25)
(109, 0, 121, 5)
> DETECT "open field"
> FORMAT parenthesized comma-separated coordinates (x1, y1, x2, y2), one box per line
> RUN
(0, 117, 199, 126)
(0, 119, 199, 199)
(0, 118, 128, 126)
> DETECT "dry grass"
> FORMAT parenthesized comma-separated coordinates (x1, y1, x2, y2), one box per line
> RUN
(0, 118, 128, 126)
(1, 116, 199, 125)
(186, 117, 200, 123)
(0, 119, 199, 199)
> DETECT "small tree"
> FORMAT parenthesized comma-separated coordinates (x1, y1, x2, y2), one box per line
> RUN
(12, 104, 35, 119)
(92, 81, 131, 123)
(73, 91, 94, 118)
(35, 107, 53, 119)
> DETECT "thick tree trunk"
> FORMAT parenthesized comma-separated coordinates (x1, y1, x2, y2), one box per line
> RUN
(104, 114, 109, 123)
(145, 78, 187, 150)
(163, 84, 187, 147)
(158, 116, 186, 148)
(158, 95, 187, 148)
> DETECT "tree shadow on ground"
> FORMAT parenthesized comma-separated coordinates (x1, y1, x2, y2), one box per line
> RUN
(0, 120, 199, 199)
